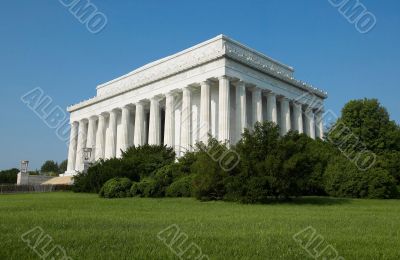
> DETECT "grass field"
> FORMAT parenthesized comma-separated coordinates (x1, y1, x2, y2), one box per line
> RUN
(0, 193, 399, 259)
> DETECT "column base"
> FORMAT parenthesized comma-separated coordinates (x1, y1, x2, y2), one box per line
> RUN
(60, 171, 78, 177)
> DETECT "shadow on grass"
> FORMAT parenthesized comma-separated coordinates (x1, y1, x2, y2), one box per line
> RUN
(264, 196, 351, 206)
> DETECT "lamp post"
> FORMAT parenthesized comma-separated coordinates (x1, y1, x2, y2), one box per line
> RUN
(83, 148, 92, 174)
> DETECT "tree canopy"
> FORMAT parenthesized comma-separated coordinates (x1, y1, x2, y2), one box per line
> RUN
(40, 160, 59, 174)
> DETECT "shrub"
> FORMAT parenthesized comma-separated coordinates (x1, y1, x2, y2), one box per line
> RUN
(130, 182, 140, 197)
(151, 164, 181, 197)
(324, 155, 398, 199)
(73, 145, 174, 193)
(192, 138, 231, 201)
(99, 177, 132, 198)
(73, 158, 140, 193)
(121, 145, 175, 179)
(166, 176, 193, 197)
(130, 178, 158, 197)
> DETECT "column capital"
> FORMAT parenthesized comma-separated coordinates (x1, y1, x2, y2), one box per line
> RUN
(248, 85, 262, 92)
(291, 99, 303, 105)
(277, 95, 290, 102)
(136, 99, 148, 106)
(108, 109, 119, 116)
(121, 104, 132, 110)
(150, 94, 164, 102)
(218, 75, 229, 80)
(235, 80, 246, 87)
(266, 91, 276, 97)
(200, 80, 211, 87)
(182, 85, 192, 93)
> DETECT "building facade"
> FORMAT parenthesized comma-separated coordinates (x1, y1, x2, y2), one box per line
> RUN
(64, 35, 327, 176)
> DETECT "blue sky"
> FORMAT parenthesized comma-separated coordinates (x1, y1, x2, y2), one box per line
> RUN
(0, 0, 399, 170)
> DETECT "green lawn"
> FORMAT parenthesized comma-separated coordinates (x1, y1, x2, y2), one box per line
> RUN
(0, 193, 399, 259)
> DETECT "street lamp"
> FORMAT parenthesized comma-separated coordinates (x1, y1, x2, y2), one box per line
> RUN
(83, 148, 92, 174)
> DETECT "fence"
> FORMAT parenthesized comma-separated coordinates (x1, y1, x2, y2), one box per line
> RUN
(0, 184, 72, 194)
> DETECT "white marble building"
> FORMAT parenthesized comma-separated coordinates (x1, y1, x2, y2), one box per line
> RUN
(64, 35, 327, 176)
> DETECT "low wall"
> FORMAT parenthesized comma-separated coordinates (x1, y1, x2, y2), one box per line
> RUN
(17, 173, 55, 185)
(26, 175, 54, 185)
(0, 184, 72, 194)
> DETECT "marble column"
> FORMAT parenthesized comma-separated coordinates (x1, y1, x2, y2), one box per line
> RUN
(280, 98, 291, 135)
(134, 102, 145, 146)
(105, 110, 118, 158)
(86, 116, 97, 161)
(316, 111, 324, 139)
(95, 114, 106, 160)
(67, 122, 78, 172)
(235, 81, 246, 142)
(252, 87, 263, 126)
(181, 87, 192, 152)
(149, 98, 161, 145)
(293, 102, 304, 134)
(200, 81, 210, 143)
(218, 76, 230, 142)
(75, 120, 88, 172)
(266, 92, 278, 124)
(164, 92, 175, 147)
(306, 109, 316, 139)
(120, 106, 131, 152)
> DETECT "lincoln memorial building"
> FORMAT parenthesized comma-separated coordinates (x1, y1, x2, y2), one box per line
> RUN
(64, 35, 328, 176)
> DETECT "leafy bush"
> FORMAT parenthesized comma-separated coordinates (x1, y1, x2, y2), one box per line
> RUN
(192, 138, 231, 201)
(376, 151, 400, 185)
(324, 155, 398, 199)
(73, 145, 174, 193)
(73, 158, 140, 193)
(151, 164, 180, 197)
(99, 177, 132, 198)
(135, 178, 158, 197)
(121, 145, 175, 179)
(166, 176, 193, 197)
(130, 182, 140, 197)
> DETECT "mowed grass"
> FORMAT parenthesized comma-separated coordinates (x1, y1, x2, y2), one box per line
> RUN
(0, 193, 400, 260)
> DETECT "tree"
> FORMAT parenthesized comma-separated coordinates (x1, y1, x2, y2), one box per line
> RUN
(40, 160, 59, 174)
(0, 168, 19, 184)
(328, 99, 400, 154)
(59, 160, 68, 174)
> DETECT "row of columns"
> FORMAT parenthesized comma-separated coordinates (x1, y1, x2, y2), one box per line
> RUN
(67, 76, 324, 173)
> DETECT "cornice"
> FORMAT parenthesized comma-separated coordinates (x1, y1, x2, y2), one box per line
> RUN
(67, 35, 327, 112)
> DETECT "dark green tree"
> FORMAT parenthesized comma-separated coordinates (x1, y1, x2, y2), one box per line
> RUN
(328, 98, 400, 154)
(40, 160, 59, 174)
(58, 160, 68, 174)
(0, 168, 19, 184)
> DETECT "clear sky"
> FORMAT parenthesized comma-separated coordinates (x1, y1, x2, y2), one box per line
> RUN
(0, 0, 399, 170)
